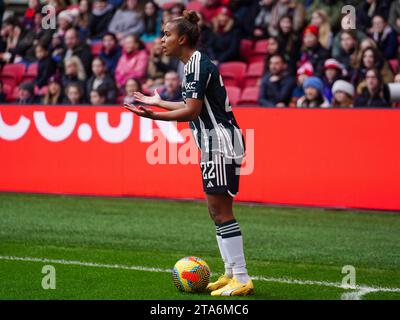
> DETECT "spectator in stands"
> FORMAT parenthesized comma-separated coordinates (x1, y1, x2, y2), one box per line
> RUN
(258, 54, 296, 107)
(277, 15, 301, 69)
(248, 0, 276, 39)
(331, 80, 354, 107)
(88, 0, 115, 40)
(310, 9, 332, 50)
(86, 57, 117, 104)
(333, 30, 360, 80)
(34, 43, 57, 89)
(389, 0, 400, 34)
(123, 77, 142, 104)
(23, 0, 40, 30)
(64, 82, 86, 104)
(297, 76, 330, 108)
(331, 29, 366, 62)
(76, 0, 91, 39)
(299, 24, 330, 77)
(89, 88, 107, 105)
(206, 6, 241, 64)
(0, 80, 7, 103)
(55, 10, 75, 39)
(200, 0, 220, 24)
(306, 0, 345, 31)
(368, 15, 398, 60)
(291, 61, 314, 103)
(115, 35, 149, 88)
(145, 37, 179, 92)
(263, 37, 283, 74)
(356, 0, 391, 31)
(17, 82, 39, 104)
(141, 1, 162, 43)
(61, 56, 87, 95)
(0, 16, 35, 64)
(169, 3, 185, 20)
(29, 9, 54, 51)
(99, 32, 122, 76)
(62, 28, 92, 77)
(354, 69, 391, 108)
(159, 71, 182, 102)
(108, 0, 144, 41)
(269, 0, 305, 37)
(42, 76, 64, 105)
(352, 47, 393, 94)
(322, 59, 345, 103)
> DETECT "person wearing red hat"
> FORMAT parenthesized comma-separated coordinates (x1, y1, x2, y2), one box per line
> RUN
(205, 6, 241, 64)
(299, 24, 330, 77)
(322, 58, 344, 103)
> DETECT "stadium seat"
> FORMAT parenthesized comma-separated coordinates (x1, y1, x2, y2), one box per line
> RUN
(7, 86, 19, 102)
(237, 86, 260, 106)
(3, 83, 13, 100)
(225, 86, 241, 106)
(243, 61, 265, 87)
(0, 71, 19, 89)
(389, 59, 398, 74)
(26, 63, 38, 76)
(1, 63, 26, 83)
(90, 42, 103, 56)
(240, 39, 254, 62)
(186, 0, 203, 11)
(219, 61, 247, 87)
(253, 39, 269, 54)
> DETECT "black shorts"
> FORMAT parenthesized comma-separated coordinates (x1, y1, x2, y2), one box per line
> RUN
(199, 153, 242, 197)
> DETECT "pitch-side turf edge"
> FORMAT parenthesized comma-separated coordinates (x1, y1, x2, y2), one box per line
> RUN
(1, 255, 399, 300)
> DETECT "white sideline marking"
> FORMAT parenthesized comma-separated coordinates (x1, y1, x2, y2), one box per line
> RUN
(1, 255, 399, 299)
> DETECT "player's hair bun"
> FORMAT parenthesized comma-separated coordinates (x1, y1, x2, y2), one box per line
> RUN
(183, 10, 200, 25)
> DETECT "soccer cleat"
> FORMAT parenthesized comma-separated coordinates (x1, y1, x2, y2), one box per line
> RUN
(210, 277, 254, 296)
(206, 274, 232, 292)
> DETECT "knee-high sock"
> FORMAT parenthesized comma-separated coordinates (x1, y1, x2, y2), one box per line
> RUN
(215, 224, 233, 278)
(218, 219, 251, 284)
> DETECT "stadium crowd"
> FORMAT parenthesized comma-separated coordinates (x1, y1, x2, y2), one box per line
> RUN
(1, 0, 400, 108)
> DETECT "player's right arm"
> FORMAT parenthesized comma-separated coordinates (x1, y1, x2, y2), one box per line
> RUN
(131, 89, 185, 111)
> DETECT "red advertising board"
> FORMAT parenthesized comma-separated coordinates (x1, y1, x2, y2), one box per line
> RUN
(1, 105, 399, 211)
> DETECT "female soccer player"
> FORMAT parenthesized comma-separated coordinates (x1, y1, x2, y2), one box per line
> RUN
(124, 10, 253, 296)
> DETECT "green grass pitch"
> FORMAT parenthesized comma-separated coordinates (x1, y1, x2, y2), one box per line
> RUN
(0, 192, 399, 300)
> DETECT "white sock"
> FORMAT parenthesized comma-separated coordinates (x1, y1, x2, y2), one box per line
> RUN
(219, 219, 251, 284)
(215, 224, 233, 278)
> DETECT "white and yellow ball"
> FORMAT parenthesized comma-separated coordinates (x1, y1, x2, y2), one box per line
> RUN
(172, 256, 211, 293)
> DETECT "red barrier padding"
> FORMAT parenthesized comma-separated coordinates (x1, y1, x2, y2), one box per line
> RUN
(1, 105, 399, 211)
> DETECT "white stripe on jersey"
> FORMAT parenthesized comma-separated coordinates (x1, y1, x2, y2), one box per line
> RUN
(194, 51, 200, 81)
(215, 154, 220, 186)
(222, 156, 227, 185)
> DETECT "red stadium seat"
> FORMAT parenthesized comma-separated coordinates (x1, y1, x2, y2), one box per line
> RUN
(2, 63, 26, 83)
(90, 42, 103, 56)
(253, 39, 269, 54)
(389, 59, 398, 73)
(247, 54, 266, 64)
(225, 86, 241, 106)
(26, 63, 38, 76)
(7, 86, 19, 102)
(243, 61, 265, 88)
(186, 1, 203, 11)
(3, 83, 13, 100)
(240, 39, 254, 62)
(0, 71, 19, 89)
(219, 61, 247, 87)
(237, 86, 260, 106)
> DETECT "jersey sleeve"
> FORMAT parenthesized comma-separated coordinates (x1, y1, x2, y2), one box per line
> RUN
(184, 67, 209, 100)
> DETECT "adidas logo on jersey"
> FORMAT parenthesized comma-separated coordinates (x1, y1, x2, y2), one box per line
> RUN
(207, 181, 214, 188)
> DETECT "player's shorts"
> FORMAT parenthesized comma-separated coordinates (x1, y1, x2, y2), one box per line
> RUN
(199, 153, 243, 197)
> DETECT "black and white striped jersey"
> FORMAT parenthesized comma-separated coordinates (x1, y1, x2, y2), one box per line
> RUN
(181, 50, 245, 159)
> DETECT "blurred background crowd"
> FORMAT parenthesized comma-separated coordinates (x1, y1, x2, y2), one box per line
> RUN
(1, 0, 400, 108)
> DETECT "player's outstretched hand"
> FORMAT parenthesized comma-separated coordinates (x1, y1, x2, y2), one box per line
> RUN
(124, 104, 156, 119)
(133, 89, 161, 107)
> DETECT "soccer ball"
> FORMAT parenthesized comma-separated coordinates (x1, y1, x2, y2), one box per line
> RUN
(172, 256, 211, 293)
